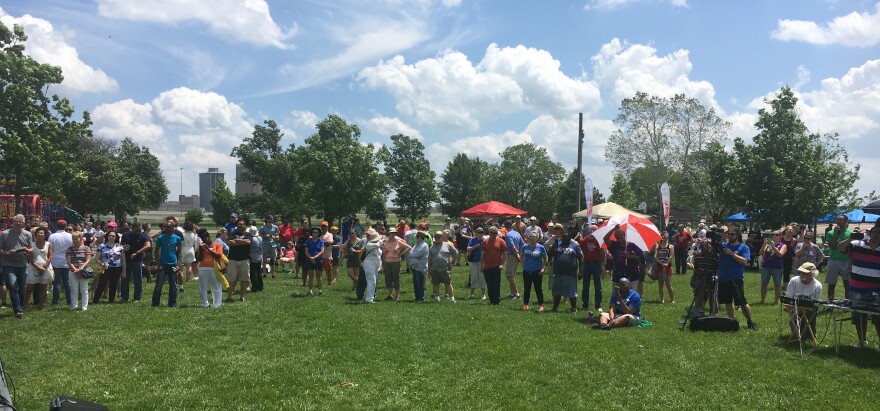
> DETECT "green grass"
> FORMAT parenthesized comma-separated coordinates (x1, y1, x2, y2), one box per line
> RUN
(2, 265, 878, 410)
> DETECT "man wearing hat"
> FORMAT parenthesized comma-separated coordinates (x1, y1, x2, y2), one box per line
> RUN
(428, 230, 458, 302)
(224, 213, 239, 235)
(597, 277, 642, 329)
(786, 262, 823, 340)
(513, 215, 527, 237)
(525, 217, 543, 241)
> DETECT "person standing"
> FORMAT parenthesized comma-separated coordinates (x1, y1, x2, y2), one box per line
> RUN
(824, 214, 852, 300)
(343, 231, 363, 291)
(550, 232, 582, 313)
(794, 232, 823, 273)
(92, 230, 126, 304)
(24, 227, 52, 309)
(466, 227, 487, 300)
(320, 222, 335, 287)
(361, 230, 383, 303)
(781, 226, 797, 284)
(653, 231, 675, 304)
(381, 228, 412, 301)
(428, 231, 458, 303)
(759, 230, 786, 305)
(121, 223, 151, 303)
(521, 232, 548, 312)
(578, 225, 604, 311)
(480, 226, 508, 305)
(248, 226, 265, 292)
(197, 228, 224, 308)
(1, 214, 33, 318)
(409, 231, 430, 302)
(454, 218, 472, 266)
(65, 232, 92, 311)
(305, 227, 325, 296)
(223, 213, 239, 235)
(604, 225, 645, 288)
(330, 226, 343, 285)
(503, 221, 524, 300)
(525, 217, 543, 242)
(718, 228, 756, 330)
(259, 215, 279, 279)
(294, 218, 309, 284)
(180, 222, 199, 291)
(836, 225, 880, 349)
(671, 224, 692, 275)
(152, 223, 183, 308)
(226, 218, 253, 301)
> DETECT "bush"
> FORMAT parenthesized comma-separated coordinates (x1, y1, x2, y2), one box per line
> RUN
(184, 208, 204, 225)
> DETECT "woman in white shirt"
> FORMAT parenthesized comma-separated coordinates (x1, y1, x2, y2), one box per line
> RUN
(25, 227, 53, 309)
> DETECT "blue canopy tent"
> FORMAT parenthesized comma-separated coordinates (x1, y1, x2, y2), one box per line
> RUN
(816, 210, 879, 224)
(725, 212, 753, 222)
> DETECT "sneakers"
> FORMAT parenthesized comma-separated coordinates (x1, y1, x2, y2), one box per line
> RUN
(450, 297, 456, 303)
(434, 295, 441, 303)
(318, 290, 323, 296)
(747, 322, 758, 331)
(481, 295, 487, 300)
(468, 294, 474, 300)
(179, 286, 184, 293)
(523, 305, 530, 311)
(853, 340, 869, 348)
(307, 290, 314, 296)
(570, 308, 577, 314)
(538, 306, 545, 312)
(513, 294, 521, 300)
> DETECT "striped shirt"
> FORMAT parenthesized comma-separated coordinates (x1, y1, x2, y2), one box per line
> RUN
(847, 240, 880, 293)
(66, 245, 91, 267)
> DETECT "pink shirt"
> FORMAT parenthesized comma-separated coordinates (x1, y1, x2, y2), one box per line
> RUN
(381, 237, 411, 262)
(322, 232, 334, 259)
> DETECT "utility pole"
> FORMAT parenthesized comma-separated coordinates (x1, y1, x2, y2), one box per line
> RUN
(179, 167, 183, 213)
(576, 113, 584, 214)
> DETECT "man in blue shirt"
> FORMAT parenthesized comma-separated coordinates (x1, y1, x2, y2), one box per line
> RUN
(224, 213, 239, 234)
(503, 220, 524, 300)
(152, 223, 182, 308)
(259, 215, 279, 279)
(718, 227, 756, 330)
(598, 277, 642, 329)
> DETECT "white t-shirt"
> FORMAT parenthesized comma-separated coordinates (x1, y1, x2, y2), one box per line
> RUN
(786, 277, 823, 300)
(47, 230, 73, 268)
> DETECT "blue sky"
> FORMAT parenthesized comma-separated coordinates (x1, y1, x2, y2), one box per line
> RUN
(2, 0, 879, 205)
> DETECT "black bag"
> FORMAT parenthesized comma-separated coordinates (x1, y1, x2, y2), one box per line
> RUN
(80, 267, 95, 279)
(50, 396, 109, 410)
(689, 315, 739, 332)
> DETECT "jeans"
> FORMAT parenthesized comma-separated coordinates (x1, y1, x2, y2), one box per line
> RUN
(121, 262, 143, 301)
(152, 264, 179, 307)
(412, 269, 426, 301)
(356, 266, 367, 299)
(675, 247, 688, 274)
(581, 261, 603, 310)
(52, 266, 71, 305)
(3, 265, 27, 314)
(522, 270, 544, 306)
(484, 267, 502, 305)
(249, 261, 264, 292)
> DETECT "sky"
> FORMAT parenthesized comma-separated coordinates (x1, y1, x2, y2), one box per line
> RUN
(2, 0, 879, 206)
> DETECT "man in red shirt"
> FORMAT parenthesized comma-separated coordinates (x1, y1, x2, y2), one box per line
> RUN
(480, 226, 508, 305)
(578, 225, 605, 311)
(672, 224, 692, 275)
(396, 219, 409, 240)
(278, 218, 293, 252)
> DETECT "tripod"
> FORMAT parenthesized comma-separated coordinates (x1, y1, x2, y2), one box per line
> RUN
(681, 272, 718, 330)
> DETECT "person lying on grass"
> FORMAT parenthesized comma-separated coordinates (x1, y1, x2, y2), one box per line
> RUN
(597, 277, 641, 329)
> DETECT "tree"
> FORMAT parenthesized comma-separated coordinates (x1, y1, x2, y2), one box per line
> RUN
(438, 153, 489, 217)
(485, 143, 564, 219)
(364, 194, 388, 222)
(555, 169, 584, 218)
(733, 87, 862, 228)
(185, 209, 204, 225)
(608, 173, 636, 209)
(628, 166, 682, 216)
(385, 134, 437, 221)
(0, 22, 91, 211)
(681, 140, 738, 222)
(592, 187, 606, 205)
(605, 92, 729, 188)
(210, 178, 237, 226)
(294, 114, 386, 225)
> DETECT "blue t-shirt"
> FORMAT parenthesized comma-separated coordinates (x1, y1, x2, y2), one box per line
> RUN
(307, 238, 324, 260)
(331, 234, 342, 259)
(155, 233, 182, 265)
(610, 289, 642, 318)
(718, 242, 750, 282)
(505, 230, 524, 255)
(522, 243, 547, 272)
(467, 236, 483, 263)
(259, 224, 279, 248)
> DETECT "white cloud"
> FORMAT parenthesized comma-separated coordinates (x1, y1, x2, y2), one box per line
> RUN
(441, 0, 462, 7)
(364, 116, 423, 139)
(96, 0, 296, 49)
(585, 0, 687, 10)
(150, 87, 252, 145)
(92, 99, 164, 144)
(591, 38, 719, 110)
(290, 110, 320, 129)
(358, 43, 601, 132)
(796, 59, 880, 139)
(0, 8, 118, 95)
(771, 3, 880, 47)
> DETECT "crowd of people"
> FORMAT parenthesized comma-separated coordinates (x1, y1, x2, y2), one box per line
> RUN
(1, 212, 878, 346)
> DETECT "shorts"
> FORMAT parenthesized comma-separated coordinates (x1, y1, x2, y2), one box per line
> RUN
(346, 255, 361, 268)
(760, 267, 782, 286)
(850, 290, 880, 325)
(181, 249, 196, 264)
(457, 241, 469, 252)
(262, 245, 276, 259)
(322, 258, 333, 271)
(601, 312, 640, 326)
(226, 259, 250, 283)
(654, 264, 672, 283)
(469, 263, 487, 288)
(825, 259, 850, 284)
(718, 280, 748, 306)
(430, 269, 451, 285)
(505, 254, 520, 277)
(303, 258, 322, 271)
(552, 275, 578, 298)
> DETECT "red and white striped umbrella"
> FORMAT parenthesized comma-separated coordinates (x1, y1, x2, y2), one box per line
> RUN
(590, 213, 661, 251)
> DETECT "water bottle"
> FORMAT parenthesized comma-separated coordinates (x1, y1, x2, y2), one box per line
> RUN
(587, 311, 594, 324)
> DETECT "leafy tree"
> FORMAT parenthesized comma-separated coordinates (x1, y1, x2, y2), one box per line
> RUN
(733, 87, 861, 228)
(210, 178, 238, 226)
(628, 166, 681, 215)
(184, 208, 204, 225)
(608, 173, 637, 209)
(555, 168, 584, 218)
(681, 141, 738, 222)
(385, 134, 437, 221)
(485, 143, 564, 219)
(592, 187, 606, 205)
(0, 22, 90, 212)
(438, 153, 489, 217)
(294, 114, 386, 224)
(364, 194, 388, 222)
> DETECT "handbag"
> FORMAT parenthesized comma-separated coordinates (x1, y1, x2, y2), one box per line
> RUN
(81, 267, 95, 279)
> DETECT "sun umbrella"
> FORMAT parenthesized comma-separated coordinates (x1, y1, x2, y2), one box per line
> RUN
(862, 199, 880, 216)
(590, 213, 661, 251)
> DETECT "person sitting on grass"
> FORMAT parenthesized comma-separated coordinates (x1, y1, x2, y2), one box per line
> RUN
(597, 277, 642, 329)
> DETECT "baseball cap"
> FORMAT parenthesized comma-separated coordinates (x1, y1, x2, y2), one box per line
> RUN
(530, 216, 537, 221)
(434, 230, 444, 236)
(321, 221, 329, 226)
(107, 221, 118, 228)
(515, 215, 522, 219)
(231, 212, 238, 218)
(388, 227, 397, 234)
(57, 219, 67, 225)
(331, 226, 338, 231)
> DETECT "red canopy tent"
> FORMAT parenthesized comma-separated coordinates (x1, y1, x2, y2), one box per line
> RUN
(460, 201, 528, 218)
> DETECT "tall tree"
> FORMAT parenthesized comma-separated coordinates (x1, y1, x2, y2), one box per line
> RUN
(734, 87, 862, 228)
(628, 166, 682, 216)
(556, 168, 584, 218)
(294, 114, 385, 225)
(210, 178, 238, 226)
(485, 143, 564, 219)
(681, 140, 739, 222)
(592, 187, 606, 205)
(385, 134, 437, 221)
(608, 173, 637, 209)
(0, 22, 91, 211)
(438, 153, 488, 217)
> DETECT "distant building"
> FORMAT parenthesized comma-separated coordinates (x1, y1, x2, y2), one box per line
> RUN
(236, 164, 262, 196)
(199, 168, 224, 212)
(179, 195, 200, 211)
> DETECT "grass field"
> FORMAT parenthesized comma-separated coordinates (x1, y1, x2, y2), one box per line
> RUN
(2, 264, 879, 410)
